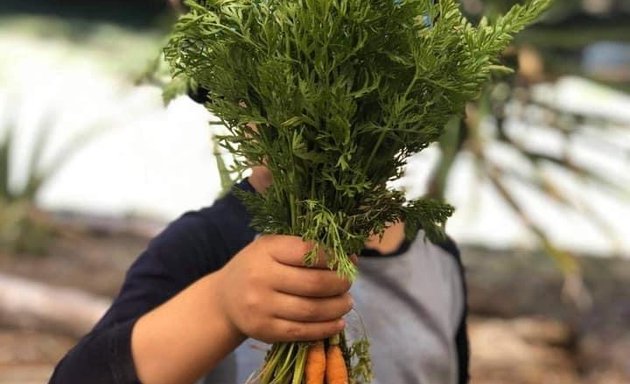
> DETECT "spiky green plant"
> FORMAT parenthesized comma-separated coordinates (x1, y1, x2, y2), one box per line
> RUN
(0, 114, 98, 255)
(164, 0, 551, 382)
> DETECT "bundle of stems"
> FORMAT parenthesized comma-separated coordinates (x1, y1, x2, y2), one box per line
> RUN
(165, 0, 550, 382)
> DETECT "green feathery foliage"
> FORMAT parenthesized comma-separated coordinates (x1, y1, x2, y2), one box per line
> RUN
(165, 0, 550, 281)
(164, 1, 551, 382)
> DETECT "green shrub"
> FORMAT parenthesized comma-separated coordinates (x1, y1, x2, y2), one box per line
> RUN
(0, 114, 97, 255)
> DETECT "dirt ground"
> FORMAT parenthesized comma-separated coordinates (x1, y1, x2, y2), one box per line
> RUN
(0, 218, 628, 384)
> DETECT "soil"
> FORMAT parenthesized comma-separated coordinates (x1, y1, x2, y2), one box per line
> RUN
(0, 222, 151, 298)
(0, 218, 629, 383)
(464, 246, 630, 384)
(0, 218, 153, 384)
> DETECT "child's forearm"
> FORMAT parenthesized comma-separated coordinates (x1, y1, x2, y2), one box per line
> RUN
(131, 271, 245, 384)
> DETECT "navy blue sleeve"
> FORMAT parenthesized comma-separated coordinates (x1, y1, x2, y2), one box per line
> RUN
(49, 210, 233, 384)
(50, 181, 256, 384)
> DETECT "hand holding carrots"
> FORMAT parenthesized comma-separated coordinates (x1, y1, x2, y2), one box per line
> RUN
(216, 235, 353, 344)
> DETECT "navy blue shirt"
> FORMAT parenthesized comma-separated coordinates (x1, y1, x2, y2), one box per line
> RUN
(50, 180, 468, 383)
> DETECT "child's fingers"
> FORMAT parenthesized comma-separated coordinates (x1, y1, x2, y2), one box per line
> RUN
(272, 292, 353, 323)
(264, 318, 346, 343)
(260, 235, 338, 270)
(271, 263, 351, 297)
(258, 235, 313, 266)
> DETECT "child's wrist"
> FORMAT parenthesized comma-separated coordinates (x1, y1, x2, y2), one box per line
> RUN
(200, 272, 247, 345)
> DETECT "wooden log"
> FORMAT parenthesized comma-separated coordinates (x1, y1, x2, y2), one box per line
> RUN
(0, 272, 110, 338)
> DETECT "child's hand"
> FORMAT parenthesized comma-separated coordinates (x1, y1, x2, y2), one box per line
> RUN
(216, 235, 352, 343)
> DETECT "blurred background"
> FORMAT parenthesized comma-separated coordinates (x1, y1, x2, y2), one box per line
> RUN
(0, 1, 629, 383)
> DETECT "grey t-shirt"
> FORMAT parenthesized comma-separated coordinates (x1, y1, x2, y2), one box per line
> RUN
(203, 234, 464, 384)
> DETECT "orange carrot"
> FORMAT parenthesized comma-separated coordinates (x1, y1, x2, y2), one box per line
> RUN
(325, 335, 349, 384)
(305, 341, 326, 384)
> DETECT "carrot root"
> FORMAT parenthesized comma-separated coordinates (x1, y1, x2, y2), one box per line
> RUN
(305, 340, 326, 384)
(325, 334, 349, 384)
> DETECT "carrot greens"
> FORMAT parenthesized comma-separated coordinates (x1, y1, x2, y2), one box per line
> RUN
(164, 0, 551, 382)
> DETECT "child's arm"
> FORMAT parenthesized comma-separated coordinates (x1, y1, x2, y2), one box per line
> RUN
(50, 176, 352, 384)
(131, 235, 351, 384)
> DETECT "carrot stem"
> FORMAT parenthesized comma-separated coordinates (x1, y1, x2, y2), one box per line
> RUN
(292, 343, 308, 384)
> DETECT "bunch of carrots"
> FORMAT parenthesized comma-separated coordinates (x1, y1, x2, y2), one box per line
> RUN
(254, 331, 359, 384)
(164, 0, 552, 382)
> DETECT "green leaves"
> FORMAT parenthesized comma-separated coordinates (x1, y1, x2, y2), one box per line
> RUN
(165, 0, 551, 279)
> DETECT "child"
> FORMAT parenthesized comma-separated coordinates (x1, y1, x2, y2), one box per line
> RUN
(50, 164, 468, 384)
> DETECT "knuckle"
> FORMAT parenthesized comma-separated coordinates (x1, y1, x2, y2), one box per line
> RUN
(242, 291, 262, 313)
(256, 235, 274, 255)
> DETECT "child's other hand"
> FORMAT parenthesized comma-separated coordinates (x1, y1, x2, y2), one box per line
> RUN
(216, 235, 352, 343)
